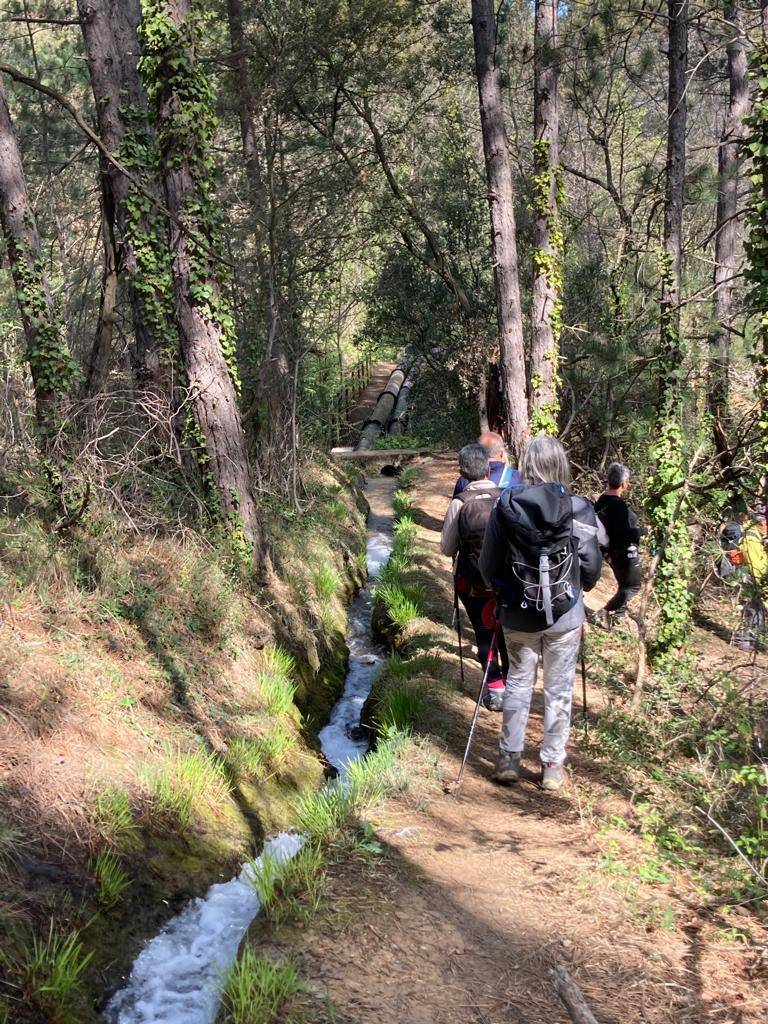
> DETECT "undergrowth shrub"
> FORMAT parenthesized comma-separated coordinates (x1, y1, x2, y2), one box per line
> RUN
(219, 948, 302, 1024)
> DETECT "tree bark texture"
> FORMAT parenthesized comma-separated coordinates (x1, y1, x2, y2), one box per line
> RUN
(0, 75, 74, 439)
(227, 0, 292, 476)
(530, 0, 562, 432)
(78, 0, 173, 391)
(660, 0, 688, 375)
(471, 0, 529, 458)
(709, 2, 749, 418)
(86, 179, 119, 395)
(147, 0, 263, 562)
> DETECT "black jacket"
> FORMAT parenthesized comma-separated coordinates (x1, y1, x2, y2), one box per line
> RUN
(479, 487, 602, 633)
(594, 493, 642, 554)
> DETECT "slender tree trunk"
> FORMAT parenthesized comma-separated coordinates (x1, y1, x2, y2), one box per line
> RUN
(143, 0, 263, 563)
(0, 75, 74, 442)
(77, 0, 174, 391)
(645, 0, 692, 660)
(709, 2, 749, 419)
(530, 0, 562, 434)
(227, 0, 292, 476)
(85, 179, 119, 395)
(470, 0, 529, 458)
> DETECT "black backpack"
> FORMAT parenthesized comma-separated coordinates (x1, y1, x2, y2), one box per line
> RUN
(455, 487, 502, 585)
(490, 483, 580, 627)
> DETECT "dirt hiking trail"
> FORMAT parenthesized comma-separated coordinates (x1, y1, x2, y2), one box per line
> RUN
(290, 455, 768, 1024)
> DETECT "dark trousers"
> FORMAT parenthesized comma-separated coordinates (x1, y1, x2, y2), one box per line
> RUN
(605, 554, 642, 613)
(456, 587, 509, 684)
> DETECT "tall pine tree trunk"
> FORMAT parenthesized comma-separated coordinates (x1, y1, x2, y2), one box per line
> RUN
(0, 75, 75, 443)
(709, 2, 749, 420)
(227, 0, 292, 477)
(471, 0, 529, 458)
(530, 0, 562, 434)
(141, 0, 263, 563)
(646, 0, 692, 660)
(78, 0, 175, 392)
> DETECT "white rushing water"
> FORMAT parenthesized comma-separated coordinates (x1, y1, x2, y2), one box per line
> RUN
(318, 509, 394, 774)
(104, 832, 304, 1024)
(104, 491, 394, 1023)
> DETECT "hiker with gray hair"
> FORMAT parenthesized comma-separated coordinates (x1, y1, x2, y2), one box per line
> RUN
(479, 435, 602, 791)
(441, 443, 509, 711)
(594, 462, 643, 618)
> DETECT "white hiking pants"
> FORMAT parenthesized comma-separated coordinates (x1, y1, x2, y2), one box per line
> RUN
(499, 624, 582, 766)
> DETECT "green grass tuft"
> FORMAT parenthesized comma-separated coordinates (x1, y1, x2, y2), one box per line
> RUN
(396, 466, 418, 491)
(392, 490, 414, 521)
(249, 842, 326, 925)
(144, 746, 231, 830)
(314, 563, 343, 601)
(375, 581, 425, 628)
(92, 850, 131, 908)
(6, 922, 93, 1019)
(257, 647, 297, 717)
(219, 948, 302, 1024)
(374, 678, 428, 733)
(93, 786, 139, 849)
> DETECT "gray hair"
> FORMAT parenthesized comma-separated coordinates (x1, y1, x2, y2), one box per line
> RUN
(520, 434, 571, 486)
(458, 443, 489, 482)
(607, 462, 630, 489)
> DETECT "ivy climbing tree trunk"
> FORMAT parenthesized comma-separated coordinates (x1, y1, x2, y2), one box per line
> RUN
(227, 0, 292, 480)
(141, 0, 264, 564)
(78, 0, 176, 394)
(646, 0, 692, 662)
(529, 0, 562, 434)
(0, 74, 75, 445)
(470, 0, 529, 458)
(745, 4, 768, 500)
(709, 2, 749, 422)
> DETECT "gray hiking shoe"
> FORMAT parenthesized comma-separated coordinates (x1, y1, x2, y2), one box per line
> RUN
(493, 752, 521, 784)
(483, 686, 505, 713)
(541, 762, 566, 792)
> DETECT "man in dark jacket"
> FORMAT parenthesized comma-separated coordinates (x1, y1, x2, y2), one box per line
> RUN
(442, 444, 508, 711)
(594, 463, 643, 616)
(479, 435, 602, 791)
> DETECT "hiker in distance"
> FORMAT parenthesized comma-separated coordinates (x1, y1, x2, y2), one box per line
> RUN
(479, 435, 602, 792)
(594, 462, 644, 623)
(453, 431, 521, 497)
(441, 444, 509, 711)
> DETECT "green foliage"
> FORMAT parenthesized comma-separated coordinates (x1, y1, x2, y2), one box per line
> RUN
(144, 745, 231, 829)
(745, 39, 768, 488)
(257, 647, 297, 717)
(226, 725, 295, 781)
(219, 948, 302, 1024)
(248, 842, 326, 925)
(93, 787, 139, 850)
(314, 563, 343, 601)
(374, 677, 427, 733)
(396, 466, 418, 491)
(392, 489, 414, 521)
(4, 922, 93, 1020)
(375, 581, 425, 627)
(92, 850, 131, 909)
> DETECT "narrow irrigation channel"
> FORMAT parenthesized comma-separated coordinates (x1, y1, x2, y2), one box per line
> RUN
(103, 475, 396, 1024)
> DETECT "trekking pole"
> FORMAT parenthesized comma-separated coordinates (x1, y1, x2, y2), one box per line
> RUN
(580, 624, 588, 726)
(444, 620, 501, 796)
(454, 583, 465, 686)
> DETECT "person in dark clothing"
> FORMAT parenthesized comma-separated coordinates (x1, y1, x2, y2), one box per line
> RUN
(441, 444, 509, 711)
(594, 463, 643, 616)
(453, 431, 521, 497)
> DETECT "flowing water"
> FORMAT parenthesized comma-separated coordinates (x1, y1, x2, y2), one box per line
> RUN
(104, 478, 394, 1024)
